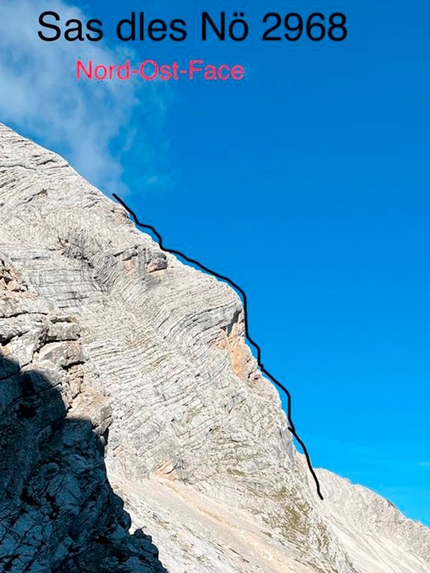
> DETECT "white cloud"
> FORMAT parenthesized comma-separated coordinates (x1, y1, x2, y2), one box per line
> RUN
(0, 0, 169, 195)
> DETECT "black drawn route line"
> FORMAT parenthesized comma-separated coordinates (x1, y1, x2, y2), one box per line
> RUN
(113, 193, 324, 501)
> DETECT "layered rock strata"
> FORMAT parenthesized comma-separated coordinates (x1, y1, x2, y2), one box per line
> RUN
(0, 123, 429, 573)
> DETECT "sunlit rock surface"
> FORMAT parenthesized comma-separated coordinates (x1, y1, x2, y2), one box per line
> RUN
(0, 123, 429, 573)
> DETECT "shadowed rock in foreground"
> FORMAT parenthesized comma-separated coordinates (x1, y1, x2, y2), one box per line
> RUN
(0, 259, 167, 572)
(0, 122, 429, 573)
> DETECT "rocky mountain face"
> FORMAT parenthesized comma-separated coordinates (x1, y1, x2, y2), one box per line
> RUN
(0, 122, 429, 573)
(0, 258, 167, 573)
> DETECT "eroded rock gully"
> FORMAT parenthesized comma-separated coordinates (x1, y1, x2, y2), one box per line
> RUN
(0, 123, 429, 573)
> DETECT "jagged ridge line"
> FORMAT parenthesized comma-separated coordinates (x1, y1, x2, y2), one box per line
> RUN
(113, 193, 324, 501)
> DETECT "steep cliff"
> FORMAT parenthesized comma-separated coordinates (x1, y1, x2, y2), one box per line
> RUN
(0, 123, 429, 573)
(0, 257, 167, 572)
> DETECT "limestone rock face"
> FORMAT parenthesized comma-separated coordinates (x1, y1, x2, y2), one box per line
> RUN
(0, 256, 167, 572)
(0, 122, 429, 573)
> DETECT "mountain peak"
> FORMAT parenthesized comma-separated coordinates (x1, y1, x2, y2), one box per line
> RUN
(1, 123, 429, 573)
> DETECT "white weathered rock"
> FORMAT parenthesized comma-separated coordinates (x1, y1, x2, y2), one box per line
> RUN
(0, 122, 429, 573)
(0, 254, 168, 572)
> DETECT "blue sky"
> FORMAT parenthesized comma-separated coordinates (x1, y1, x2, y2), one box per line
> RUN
(1, 0, 429, 525)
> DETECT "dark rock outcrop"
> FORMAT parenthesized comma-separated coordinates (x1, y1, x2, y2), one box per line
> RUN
(0, 257, 167, 572)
